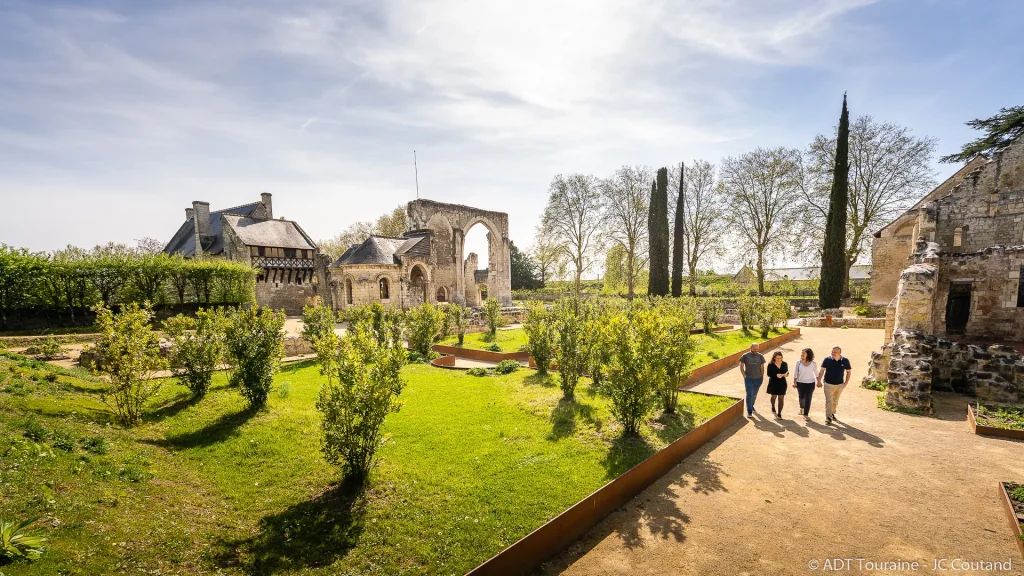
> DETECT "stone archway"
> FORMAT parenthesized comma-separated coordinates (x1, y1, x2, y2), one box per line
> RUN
(407, 199, 512, 306)
(409, 264, 428, 306)
(436, 286, 448, 302)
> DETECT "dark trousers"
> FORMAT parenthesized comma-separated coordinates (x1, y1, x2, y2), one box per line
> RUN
(797, 382, 816, 414)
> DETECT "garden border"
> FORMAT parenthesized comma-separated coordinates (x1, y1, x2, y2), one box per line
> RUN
(465, 392, 744, 576)
(432, 344, 530, 364)
(967, 404, 1024, 440)
(683, 328, 802, 387)
(997, 481, 1024, 559)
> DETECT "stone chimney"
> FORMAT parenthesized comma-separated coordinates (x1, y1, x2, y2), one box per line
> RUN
(185, 207, 194, 221)
(192, 201, 211, 254)
(261, 192, 273, 220)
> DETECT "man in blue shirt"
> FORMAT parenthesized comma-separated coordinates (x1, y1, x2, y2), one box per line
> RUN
(817, 346, 852, 425)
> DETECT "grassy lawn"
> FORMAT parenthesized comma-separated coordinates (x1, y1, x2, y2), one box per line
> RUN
(688, 327, 792, 368)
(438, 328, 529, 352)
(0, 352, 734, 575)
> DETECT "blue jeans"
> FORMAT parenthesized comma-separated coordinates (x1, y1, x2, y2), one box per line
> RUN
(744, 377, 763, 415)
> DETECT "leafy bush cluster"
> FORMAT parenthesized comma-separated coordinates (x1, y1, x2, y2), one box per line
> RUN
(522, 302, 556, 374)
(24, 337, 63, 359)
(315, 316, 407, 482)
(0, 244, 256, 329)
(483, 298, 503, 339)
(225, 306, 286, 410)
(405, 303, 444, 356)
(165, 308, 229, 398)
(92, 303, 168, 426)
(494, 359, 520, 374)
(521, 296, 698, 435)
(737, 295, 790, 336)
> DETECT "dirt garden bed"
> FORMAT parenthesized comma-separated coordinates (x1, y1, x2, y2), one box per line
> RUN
(998, 482, 1024, 559)
(967, 403, 1024, 440)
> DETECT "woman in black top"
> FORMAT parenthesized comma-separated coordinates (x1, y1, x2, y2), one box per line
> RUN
(766, 351, 789, 419)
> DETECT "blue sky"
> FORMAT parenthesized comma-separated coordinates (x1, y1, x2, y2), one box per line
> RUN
(1, 0, 1022, 271)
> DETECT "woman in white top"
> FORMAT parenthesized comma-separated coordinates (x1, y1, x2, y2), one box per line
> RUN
(792, 348, 821, 419)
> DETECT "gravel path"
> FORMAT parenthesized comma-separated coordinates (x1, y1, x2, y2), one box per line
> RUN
(543, 326, 1024, 575)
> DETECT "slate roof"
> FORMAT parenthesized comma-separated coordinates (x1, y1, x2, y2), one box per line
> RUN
(222, 215, 316, 250)
(332, 236, 406, 266)
(163, 202, 261, 256)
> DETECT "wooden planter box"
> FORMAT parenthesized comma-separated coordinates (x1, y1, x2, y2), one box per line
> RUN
(967, 404, 1024, 440)
(998, 482, 1024, 560)
(466, 394, 744, 575)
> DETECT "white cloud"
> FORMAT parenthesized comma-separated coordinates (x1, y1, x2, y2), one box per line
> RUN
(0, 0, 879, 272)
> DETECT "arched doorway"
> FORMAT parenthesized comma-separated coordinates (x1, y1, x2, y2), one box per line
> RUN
(436, 286, 447, 302)
(410, 265, 427, 306)
(478, 284, 488, 302)
(345, 279, 353, 305)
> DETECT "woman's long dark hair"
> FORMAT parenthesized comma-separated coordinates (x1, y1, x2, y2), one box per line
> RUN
(802, 348, 814, 362)
(771, 351, 783, 362)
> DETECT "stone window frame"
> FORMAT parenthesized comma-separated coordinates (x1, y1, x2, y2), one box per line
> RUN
(379, 277, 391, 301)
(953, 226, 964, 247)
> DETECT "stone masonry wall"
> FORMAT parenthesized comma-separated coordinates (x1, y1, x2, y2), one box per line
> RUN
(931, 246, 1024, 340)
(879, 329, 1024, 413)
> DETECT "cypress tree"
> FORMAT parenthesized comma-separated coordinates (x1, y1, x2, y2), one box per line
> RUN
(671, 162, 686, 297)
(819, 93, 850, 309)
(648, 167, 670, 296)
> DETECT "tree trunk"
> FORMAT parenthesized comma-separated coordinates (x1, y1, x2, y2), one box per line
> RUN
(757, 251, 765, 296)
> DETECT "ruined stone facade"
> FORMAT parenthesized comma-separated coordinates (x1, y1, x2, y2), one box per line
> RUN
(867, 136, 1024, 412)
(329, 199, 512, 310)
(164, 193, 332, 315)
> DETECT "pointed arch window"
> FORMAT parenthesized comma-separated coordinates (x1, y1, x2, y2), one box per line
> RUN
(953, 227, 963, 247)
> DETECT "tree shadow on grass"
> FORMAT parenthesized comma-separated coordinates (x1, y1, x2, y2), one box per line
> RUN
(601, 434, 656, 479)
(548, 397, 599, 440)
(280, 359, 316, 374)
(146, 407, 259, 449)
(215, 477, 368, 573)
(524, 372, 556, 388)
(144, 390, 201, 422)
(651, 408, 697, 445)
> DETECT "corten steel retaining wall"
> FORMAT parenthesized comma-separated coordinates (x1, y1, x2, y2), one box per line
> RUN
(430, 354, 458, 369)
(466, 393, 744, 576)
(968, 405, 1024, 440)
(683, 328, 801, 387)
(432, 344, 531, 364)
(998, 482, 1024, 559)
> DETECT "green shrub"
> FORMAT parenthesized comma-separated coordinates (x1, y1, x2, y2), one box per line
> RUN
(405, 303, 444, 356)
(445, 304, 468, 346)
(467, 367, 488, 377)
(83, 436, 110, 455)
(483, 298, 502, 339)
(1010, 483, 1024, 503)
(317, 325, 406, 482)
(23, 418, 47, 441)
(696, 298, 723, 335)
(27, 337, 63, 359)
(301, 304, 336, 346)
(225, 305, 285, 410)
(93, 303, 167, 426)
(51, 429, 76, 452)
(485, 343, 502, 353)
(655, 299, 698, 413)
(737, 295, 757, 332)
(606, 305, 660, 435)
(495, 360, 519, 374)
(553, 297, 590, 399)
(861, 380, 887, 391)
(0, 517, 47, 561)
(43, 373, 58, 383)
(522, 301, 556, 374)
(165, 308, 227, 399)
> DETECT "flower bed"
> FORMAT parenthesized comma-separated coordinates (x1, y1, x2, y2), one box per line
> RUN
(998, 482, 1024, 559)
(968, 403, 1024, 440)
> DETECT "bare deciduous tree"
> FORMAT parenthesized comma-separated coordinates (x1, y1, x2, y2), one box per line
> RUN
(721, 147, 803, 295)
(531, 227, 564, 286)
(600, 165, 652, 298)
(542, 174, 603, 296)
(670, 160, 725, 296)
(802, 116, 937, 295)
(319, 206, 409, 259)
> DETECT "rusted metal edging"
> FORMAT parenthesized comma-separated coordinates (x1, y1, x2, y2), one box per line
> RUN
(432, 344, 530, 364)
(466, 395, 744, 576)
